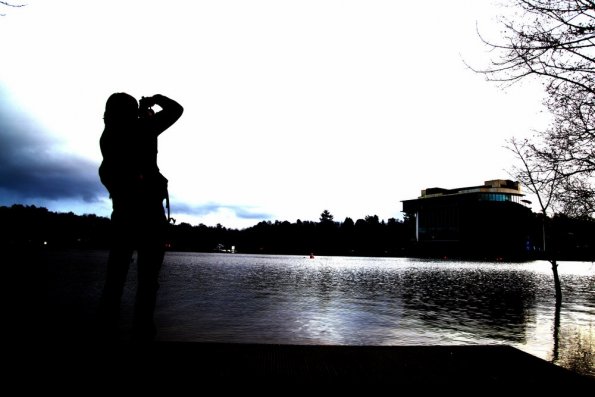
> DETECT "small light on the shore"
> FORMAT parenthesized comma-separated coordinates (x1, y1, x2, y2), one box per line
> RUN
(43, 241, 48, 245)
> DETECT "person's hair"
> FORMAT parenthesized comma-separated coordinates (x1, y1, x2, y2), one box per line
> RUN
(103, 92, 138, 126)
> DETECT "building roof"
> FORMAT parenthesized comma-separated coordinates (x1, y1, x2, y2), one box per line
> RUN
(403, 179, 524, 203)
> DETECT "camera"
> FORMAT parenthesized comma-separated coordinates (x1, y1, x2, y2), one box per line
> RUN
(139, 96, 155, 118)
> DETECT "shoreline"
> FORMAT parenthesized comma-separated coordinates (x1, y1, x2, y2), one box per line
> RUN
(35, 342, 594, 391)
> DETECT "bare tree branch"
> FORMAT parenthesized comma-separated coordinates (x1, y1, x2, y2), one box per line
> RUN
(472, 1, 595, 218)
(506, 136, 563, 302)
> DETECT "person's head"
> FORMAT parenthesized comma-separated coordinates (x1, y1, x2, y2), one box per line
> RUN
(103, 92, 138, 127)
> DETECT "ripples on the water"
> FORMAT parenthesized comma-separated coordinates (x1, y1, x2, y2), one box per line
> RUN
(45, 251, 594, 377)
(152, 253, 594, 377)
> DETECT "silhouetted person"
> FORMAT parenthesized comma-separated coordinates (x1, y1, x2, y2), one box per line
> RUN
(98, 92, 183, 341)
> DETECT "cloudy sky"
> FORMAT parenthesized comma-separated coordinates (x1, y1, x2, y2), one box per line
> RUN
(0, 0, 550, 229)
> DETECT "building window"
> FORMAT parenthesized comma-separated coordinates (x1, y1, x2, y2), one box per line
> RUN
(478, 193, 519, 203)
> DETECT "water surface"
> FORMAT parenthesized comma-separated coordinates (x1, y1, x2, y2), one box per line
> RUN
(45, 251, 595, 377)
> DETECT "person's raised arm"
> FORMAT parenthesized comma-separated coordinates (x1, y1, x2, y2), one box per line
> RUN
(141, 94, 184, 135)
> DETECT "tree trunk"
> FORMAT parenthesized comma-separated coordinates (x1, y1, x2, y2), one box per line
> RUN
(551, 259, 563, 304)
(552, 285, 561, 362)
(544, 214, 562, 303)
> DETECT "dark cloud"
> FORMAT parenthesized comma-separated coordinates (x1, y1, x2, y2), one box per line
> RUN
(0, 87, 105, 203)
(172, 202, 271, 220)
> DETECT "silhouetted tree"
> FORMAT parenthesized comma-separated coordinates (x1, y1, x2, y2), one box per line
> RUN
(319, 210, 334, 224)
(471, 0, 595, 217)
(342, 217, 354, 229)
(315, 210, 338, 254)
(339, 217, 355, 254)
(508, 138, 563, 303)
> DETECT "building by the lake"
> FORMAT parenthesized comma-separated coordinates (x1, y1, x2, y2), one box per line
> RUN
(402, 179, 534, 259)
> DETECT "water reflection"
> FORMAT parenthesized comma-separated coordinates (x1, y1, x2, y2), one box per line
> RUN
(550, 270, 595, 375)
(400, 268, 536, 343)
(554, 320, 593, 376)
(156, 254, 594, 376)
(43, 251, 595, 377)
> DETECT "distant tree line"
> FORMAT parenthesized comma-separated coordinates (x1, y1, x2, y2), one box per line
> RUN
(2, 204, 593, 260)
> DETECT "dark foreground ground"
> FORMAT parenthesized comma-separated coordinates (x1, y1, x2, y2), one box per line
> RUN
(30, 341, 594, 393)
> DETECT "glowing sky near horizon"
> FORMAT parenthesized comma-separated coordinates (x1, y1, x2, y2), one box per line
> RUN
(0, 0, 551, 229)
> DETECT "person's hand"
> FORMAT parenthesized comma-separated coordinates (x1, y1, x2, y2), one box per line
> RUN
(139, 96, 157, 109)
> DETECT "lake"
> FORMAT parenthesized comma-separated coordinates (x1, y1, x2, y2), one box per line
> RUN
(44, 250, 594, 377)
